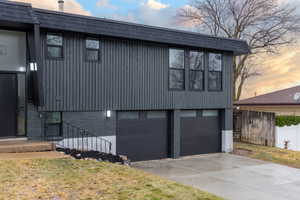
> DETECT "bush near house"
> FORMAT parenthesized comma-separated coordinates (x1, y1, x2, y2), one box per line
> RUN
(276, 116, 300, 127)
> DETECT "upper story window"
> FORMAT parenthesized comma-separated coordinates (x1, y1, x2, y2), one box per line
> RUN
(208, 53, 222, 91)
(189, 51, 204, 91)
(46, 33, 63, 59)
(86, 38, 100, 61)
(169, 49, 185, 90)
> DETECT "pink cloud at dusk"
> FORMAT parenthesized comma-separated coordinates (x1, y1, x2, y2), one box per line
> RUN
(13, 0, 91, 15)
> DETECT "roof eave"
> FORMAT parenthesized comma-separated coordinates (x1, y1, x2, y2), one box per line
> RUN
(234, 103, 300, 106)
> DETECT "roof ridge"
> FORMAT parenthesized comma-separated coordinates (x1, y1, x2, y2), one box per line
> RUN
(236, 85, 300, 104)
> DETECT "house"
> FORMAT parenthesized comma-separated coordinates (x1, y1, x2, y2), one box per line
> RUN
(235, 85, 300, 116)
(0, 1, 250, 161)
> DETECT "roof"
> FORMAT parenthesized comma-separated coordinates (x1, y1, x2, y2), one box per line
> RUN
(0, 0, 250, 55)
(0, 1, 38, 24)
(235, 85, 300, 106)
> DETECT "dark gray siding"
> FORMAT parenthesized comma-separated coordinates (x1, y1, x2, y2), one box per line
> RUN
(222, 109, 233, 131)
(39, 31, 233, 112)
(27, 103, 43, 140)
(170, 110, 181, 158)
(63, 111, 116, 136)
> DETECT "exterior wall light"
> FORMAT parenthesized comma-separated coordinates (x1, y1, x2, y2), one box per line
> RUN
(106, 110, 112, 118)
(30, 62, 38, 71)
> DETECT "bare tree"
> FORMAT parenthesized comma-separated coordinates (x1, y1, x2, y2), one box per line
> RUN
(178, 0, 300, 100)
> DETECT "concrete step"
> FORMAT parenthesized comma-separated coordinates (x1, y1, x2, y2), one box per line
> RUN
(0, 141, 55, 153)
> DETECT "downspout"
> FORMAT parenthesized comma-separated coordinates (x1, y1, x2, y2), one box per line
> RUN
(34, 23, 44, 106)
(28, 5, 44, 107)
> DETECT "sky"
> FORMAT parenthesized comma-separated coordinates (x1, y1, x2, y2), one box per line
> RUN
(11, 0, 300, 99)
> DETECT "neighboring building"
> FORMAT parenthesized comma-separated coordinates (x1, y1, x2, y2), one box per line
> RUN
(0, 1, 250, 161)
(235, 86, 300, 116)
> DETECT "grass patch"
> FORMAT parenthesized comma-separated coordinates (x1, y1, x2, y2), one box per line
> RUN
(234, 142, 300, 169)
(0, 158, 222, 200)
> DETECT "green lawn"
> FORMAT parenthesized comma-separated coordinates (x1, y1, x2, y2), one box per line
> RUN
(0, 158, 222, 200)
(234, 142, 300, 169)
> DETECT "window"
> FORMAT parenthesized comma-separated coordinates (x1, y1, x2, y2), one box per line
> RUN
(118, 112, 139, 120)
(169, 49, 185, 90)
(189, 51, 204, 90)
(46, 33, 63, 59)
(181, 110, 197, 118)
(45, 112, 62, 138)
(45, 112, 62, 124)
(147, 111, 166, 119)
(208, 53, 222, 91)
(86, 38, 100, 61)
(202, 110, 219, 117)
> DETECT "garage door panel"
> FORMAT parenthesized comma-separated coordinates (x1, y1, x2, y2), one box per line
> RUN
(118, 141, 167, 161)
(117, 121, 166, 137)
(117, 112, 168, 162)
(181, 112, 221, 156)
(182, 139, 217, 155)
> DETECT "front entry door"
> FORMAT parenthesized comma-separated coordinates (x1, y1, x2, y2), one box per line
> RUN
(0, 74, 17, 137)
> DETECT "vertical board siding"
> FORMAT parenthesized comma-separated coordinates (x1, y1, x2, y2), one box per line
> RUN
(39, 31, 233, 111)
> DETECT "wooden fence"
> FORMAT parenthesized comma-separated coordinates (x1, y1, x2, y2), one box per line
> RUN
(234, 110, 276, 147)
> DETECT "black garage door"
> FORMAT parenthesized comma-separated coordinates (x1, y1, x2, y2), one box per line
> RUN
(180, 110, 221, 156)
(117, 111, 169, 161)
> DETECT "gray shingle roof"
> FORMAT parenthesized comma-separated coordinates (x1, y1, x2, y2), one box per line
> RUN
(235, 85, 300, 106)
(1, 0, 250, 55)
(0, 1, 37, 24)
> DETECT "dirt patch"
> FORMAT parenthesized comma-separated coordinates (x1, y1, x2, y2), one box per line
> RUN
(233, 148, 253, 156)
(0, 151, 69, 160)
(276, 151, 289, 155)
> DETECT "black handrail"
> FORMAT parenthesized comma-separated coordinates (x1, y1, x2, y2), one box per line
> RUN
(56, 121, 112, 154)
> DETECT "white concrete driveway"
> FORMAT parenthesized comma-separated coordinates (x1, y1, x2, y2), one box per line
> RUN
(132, 154, 300, 200)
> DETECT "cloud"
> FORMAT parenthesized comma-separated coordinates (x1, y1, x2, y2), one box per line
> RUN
(12, 0, 90, 15)
(103, 0, 187, 30)
(121, 0, 136, 3)
(175, 5, 202, 28)
(96, 0, 118, 10)
(143, 0, 169, 10)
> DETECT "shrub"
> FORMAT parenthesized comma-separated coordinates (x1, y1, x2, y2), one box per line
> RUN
(276, 116, 300, 127)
